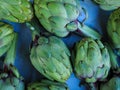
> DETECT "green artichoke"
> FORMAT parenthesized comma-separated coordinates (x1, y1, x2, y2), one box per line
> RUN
(73, 38, 111, 83)
(0, 65, 24, 90)
(93, 0, 120, 11)
(100, 77, 120, 90)
(0, 0, 33, 23)
(30, 36, 72, 82)
(27, 80, 69, 90)
(0, 31, 24, 90)
(34, 0, 101, 39)
(0, 22, 15, 57)
(107, 8, 120, 55)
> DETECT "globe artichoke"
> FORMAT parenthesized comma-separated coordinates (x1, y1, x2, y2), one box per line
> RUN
(0, 0, 33, 23)
(73, 38, 111, 83)
(100, 77, 120, 90)
(34, 0, 101, 39)
(0, 65, 24, 90)
(0, 22, 15, 57)
(107, 8, 120, 55)
(27, 80, 69, 90)
(0, 31, 24, 90)
(30, 36, 72, 82)
(93, 0, 120, 11)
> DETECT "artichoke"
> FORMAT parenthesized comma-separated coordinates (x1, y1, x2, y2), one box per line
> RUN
(30, 36, 72, 82)
(0, 0, 33, 23)
(73, 38, 111, 83)
(0, 22, 15, 57)
(34, 0, 101, 39)
(93, 0, 120, 11)
(0, 30, 24, 90)
(0, 65, 24, 90)
(27, 80, 69, 90)
(100, 77, 120, 90)
(107, 8, 120, 55)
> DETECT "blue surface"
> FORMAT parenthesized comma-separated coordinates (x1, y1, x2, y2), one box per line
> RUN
(8, 0, 116, 90)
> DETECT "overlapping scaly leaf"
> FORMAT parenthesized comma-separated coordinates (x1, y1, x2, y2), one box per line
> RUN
(107, 8, 120, 55)
(93, 0, 120, 10)
(0, 0, 33, 23)
(0, 22, 15, 57)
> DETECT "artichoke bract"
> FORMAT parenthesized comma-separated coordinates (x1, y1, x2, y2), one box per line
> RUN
(0, 0, 33, 23)
(27, 80, 69, 90)
(30, 36, 72, 82)
(0, 22, 15, 57)
(93, 0, 120, 11)
(0, 32, 24, 90)
(107, 8, 120, 55)
(100, 77, 120, 90)
(34, 0, 101, 39)
(73, 38, 111, 83)
(0, 65, 24, 90)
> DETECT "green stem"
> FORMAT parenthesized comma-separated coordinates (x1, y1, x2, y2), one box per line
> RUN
(77, 22, 102, 39)
(4, 33, 17, 66)
(105, 43, 120, 73)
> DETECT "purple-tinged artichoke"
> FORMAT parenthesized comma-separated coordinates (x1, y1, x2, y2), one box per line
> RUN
(73, 38, 111, 83)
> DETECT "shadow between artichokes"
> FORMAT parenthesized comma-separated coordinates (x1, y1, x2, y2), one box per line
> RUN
(27, 80, 69, 90)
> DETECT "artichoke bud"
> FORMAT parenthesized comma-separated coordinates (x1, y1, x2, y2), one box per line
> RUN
(0, 65, 24, 90)
(73, 38, 111, 83)
(0, 0, 33, 23)
(93, 0, 120, 11)
(107, 8, 120, 51)
(27, 80, 69, 90)
(0, 22, 15, 57)
(34, 0, 81, 37)
(100, 77, 120, 90)
(30, 36, 72, 82)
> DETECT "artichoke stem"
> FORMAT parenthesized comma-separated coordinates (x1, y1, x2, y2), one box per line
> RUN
(89, 83, 97, 90)
(105, 43, 120, 73)
(76, 22, 102, 39)
(4, 33, 17, 66)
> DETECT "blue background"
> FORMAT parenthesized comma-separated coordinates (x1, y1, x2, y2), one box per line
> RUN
(4, 0, 116, 90)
